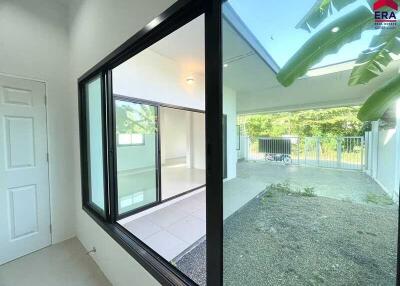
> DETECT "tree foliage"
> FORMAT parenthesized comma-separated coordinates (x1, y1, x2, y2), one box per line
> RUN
(239, 107, 363, 139)
(279, 0, 399, 121)
(349, 27, 400, 86)
(295, 0, 358, 32)
(116, 103, 157, 134)
(358, 74, 400, 121)
(277, 6, 373, 87)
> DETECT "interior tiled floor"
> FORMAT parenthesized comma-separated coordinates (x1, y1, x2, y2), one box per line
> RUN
(120, 188, 206, 261)
(161, 164, 205, 200)
(117, 164, 205, 214)
(0, 238, 111, 286)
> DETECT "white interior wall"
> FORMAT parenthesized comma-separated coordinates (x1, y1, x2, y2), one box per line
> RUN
(160, 108, 187, 161)
(191, 112, 206, 170)
(0, 1, 235, 284)
(69, 0, 176, 285)
(0, 0, 75, 243)
(117, 135, 156, 172)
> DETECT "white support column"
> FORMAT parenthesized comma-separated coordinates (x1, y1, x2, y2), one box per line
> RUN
(364, 132, 369, 174)
(336, 138, 342, 168)
(244, 136, 249, 161)
(185, 111, 193, 169)
(316, 137, 320, 167)
(371, 121, 379, 180)
(393, 100, 400, 202)
(368, 131, 373, 175)
(160, 108, 166, 166)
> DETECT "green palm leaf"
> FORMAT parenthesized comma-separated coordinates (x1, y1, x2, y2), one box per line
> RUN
(296, 0, 357, 32)
(349, 28, 400, 86)
(277, 6, 373, 87)
(358, 74, 400, 121)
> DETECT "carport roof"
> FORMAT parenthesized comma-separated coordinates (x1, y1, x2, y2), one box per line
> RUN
(222, 2, 400, 114)
(224, 1, 378, 70)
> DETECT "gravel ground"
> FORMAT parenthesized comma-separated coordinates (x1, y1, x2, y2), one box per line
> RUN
(175, 193, 398, 286)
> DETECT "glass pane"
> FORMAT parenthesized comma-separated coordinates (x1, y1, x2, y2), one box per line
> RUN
(225, 0, 378, 69)
(113, 14, 206, 285)
(159, 107, 206, 201)
(115, 100, 158, 215)
(85, 76, 105, 211)
(223, 1, 398, 285)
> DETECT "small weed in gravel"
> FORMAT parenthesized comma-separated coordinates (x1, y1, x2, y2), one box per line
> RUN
(302, 187, 316, 197)
(366, 193, 393, 205)
(263, 182, 316, 202)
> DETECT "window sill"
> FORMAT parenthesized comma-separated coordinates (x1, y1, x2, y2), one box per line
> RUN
(82, 205, 197, 286)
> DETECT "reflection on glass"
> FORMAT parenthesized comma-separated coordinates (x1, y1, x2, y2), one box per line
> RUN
(85, 76, 105, 211)
(226, 0, 378, 69)
(112, 14, 207, 285)
(115, 100, 158, 215)
(222, 0, 398, 285)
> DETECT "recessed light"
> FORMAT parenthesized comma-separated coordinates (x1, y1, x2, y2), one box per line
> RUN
(223, 63, 229, 68)
(186, 76, 195, 84)
(331, 26, 340, 33)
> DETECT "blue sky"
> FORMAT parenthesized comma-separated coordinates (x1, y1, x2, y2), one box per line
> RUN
(227, 0, 379, 68)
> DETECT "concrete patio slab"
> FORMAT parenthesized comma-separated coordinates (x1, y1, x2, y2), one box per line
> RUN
(121, 161, 389, 269)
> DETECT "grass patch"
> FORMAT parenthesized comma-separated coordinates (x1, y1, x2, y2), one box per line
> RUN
(303, 187, 316, 197)
(366, 193, 394, 206)
(262, 182, 316, 202)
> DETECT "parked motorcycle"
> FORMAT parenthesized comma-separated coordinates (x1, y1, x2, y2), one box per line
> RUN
(264, 153, 292, 164)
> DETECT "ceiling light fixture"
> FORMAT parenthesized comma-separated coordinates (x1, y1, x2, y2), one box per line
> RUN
(331, 26, 340, 33)
(186, 76, 195, 84)
(223, 63, 229, 68)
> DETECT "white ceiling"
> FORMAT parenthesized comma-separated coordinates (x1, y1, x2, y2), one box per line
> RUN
(148, 14, 400, 114)
(150, 15, 205, 77)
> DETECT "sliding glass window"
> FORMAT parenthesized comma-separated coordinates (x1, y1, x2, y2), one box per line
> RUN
(81, 75, 106, 215)
(115, 100, 159, 215)
(77, 0, 209, 283)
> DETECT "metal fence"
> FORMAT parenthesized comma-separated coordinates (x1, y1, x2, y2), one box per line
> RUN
(245, 136, 364, 170)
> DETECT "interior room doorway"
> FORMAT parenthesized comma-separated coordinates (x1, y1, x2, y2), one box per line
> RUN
(114, 96, 205, 218)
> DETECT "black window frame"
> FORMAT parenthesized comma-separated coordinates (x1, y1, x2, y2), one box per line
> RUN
(77, 0, 224, 285)
(79, 72, 109, 219)
(78, 1, 400, 286)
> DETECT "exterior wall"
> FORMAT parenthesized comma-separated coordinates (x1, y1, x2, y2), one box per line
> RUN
(0, 0, 75, 243)
(237, 136, 249, 160)
(365, 120, 400, 203)
(69, 0, 176, 285)
(376, 128, 397, 197)
(223, 86, 237, 180)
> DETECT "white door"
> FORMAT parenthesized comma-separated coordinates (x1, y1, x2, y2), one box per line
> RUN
(0, 74, 51, 265)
